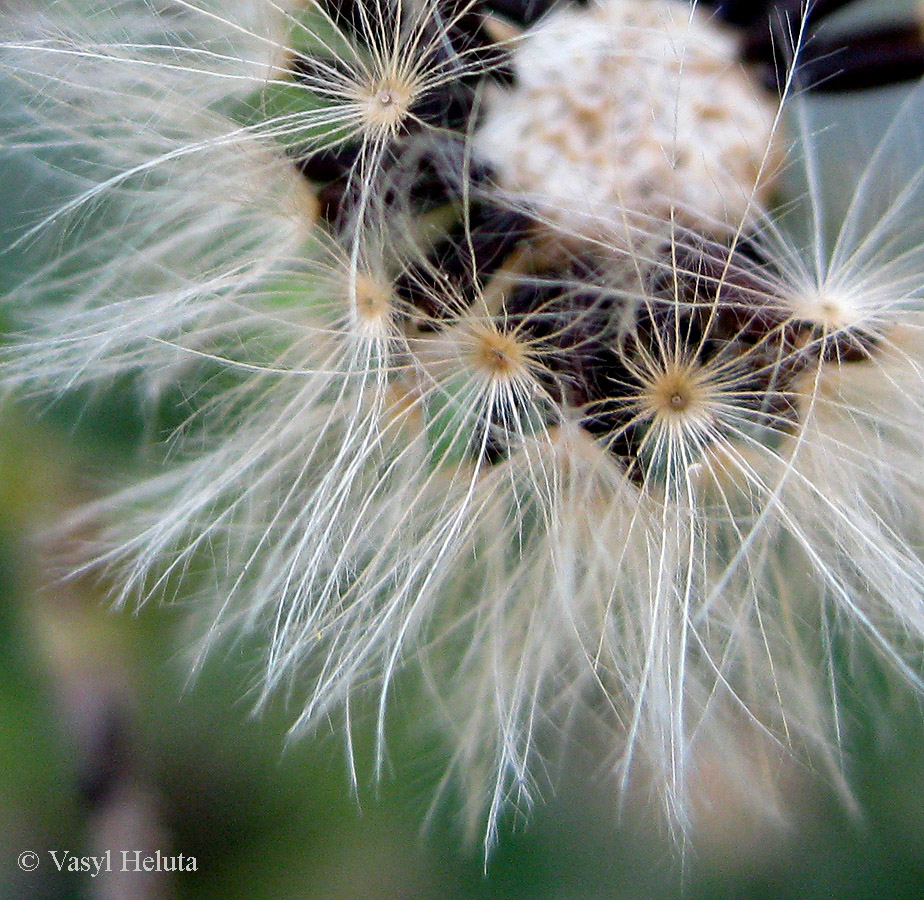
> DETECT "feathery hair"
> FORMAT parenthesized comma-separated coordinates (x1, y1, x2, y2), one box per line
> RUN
(4, 0, 924, 850)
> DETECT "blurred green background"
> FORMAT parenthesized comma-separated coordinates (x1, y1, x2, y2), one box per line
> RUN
(4, 2, 924, 898)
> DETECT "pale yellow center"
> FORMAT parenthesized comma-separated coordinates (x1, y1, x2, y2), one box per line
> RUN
(359, 75, 415, 136)
(352, 273, 393, 324)
(471, 330, 526, 380)
(647, 369, 705, 420)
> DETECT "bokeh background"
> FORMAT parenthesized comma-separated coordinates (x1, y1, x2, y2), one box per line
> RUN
(3, 1, 924, 898)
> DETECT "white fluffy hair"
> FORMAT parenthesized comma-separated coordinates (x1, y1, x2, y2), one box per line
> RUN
(3, 0, 924, 851)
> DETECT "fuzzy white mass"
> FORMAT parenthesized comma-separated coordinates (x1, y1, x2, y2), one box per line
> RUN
(474, 0, 778, 244)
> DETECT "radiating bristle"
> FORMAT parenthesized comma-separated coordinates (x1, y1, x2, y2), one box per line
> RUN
(4, 0, 924, 854)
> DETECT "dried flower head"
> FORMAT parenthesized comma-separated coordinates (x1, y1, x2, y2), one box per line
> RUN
(4, 0, 924, 850)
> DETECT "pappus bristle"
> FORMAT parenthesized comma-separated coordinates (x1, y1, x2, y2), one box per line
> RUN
(5, 0, 924, 857)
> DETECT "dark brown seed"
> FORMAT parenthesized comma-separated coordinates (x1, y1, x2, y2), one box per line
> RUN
(741, 2, 924, 94)
(793, 27, 924, 93)
(318, 0, 399, 44)
(293, 144, 359, 185)
(396, 203, 534, 325)
(707, 0, 779, 28)
(741, 0, 860, 62)
(502, 261, 641, 463)
(483, 0, 579, 27)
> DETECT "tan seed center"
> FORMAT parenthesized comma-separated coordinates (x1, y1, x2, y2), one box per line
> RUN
(473, 331, 524, 378)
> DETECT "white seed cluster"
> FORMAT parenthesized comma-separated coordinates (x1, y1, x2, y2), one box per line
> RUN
(10, 0, 924, 852)
(474, 0, 778, 246)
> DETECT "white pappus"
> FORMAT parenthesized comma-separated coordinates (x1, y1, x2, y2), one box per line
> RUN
(3, 0, 924, 851)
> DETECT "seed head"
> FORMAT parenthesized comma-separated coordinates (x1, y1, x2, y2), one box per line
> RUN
(5, 0, 924, 855)
(474, 0, 780, 245)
